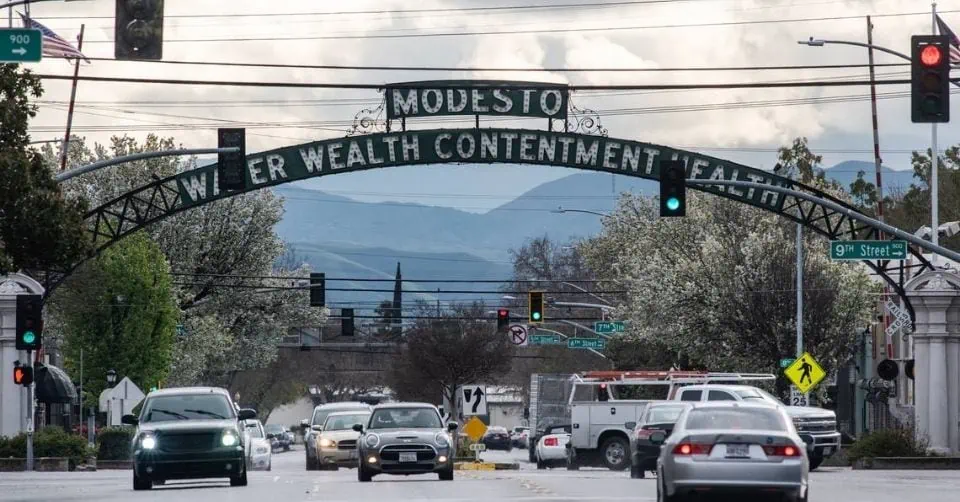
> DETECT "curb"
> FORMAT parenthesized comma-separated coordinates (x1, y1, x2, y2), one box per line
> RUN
(853, 457, 960, 470)
(454, 461, 519, 471)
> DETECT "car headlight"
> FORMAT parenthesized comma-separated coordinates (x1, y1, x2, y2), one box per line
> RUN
(255, 446, 269, 454)
(435, 432, 450, 447)
(364, 433, 380, 448)
(221, 429, 239, 447)
(140, 434, 156, 450)
(319, 437, 336, 448)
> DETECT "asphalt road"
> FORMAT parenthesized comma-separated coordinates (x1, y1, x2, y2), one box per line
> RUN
(1, 446, 958, 502)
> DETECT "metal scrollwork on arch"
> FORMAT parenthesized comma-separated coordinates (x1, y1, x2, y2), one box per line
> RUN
(348, 97, 387, 137)
(553, 99, 607, 137)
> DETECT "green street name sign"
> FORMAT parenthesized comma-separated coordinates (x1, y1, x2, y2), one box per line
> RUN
(594, 321, 625, 333)
(568, 338, 606, 350)
(830, 240, 908, 261)
(780, 358, 795, 369)
(385, 81, 569, 120)
(530, 334, 563, 345)
(1, 29, 42, 63)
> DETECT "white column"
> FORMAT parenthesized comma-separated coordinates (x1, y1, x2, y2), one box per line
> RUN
(914, 336, 930, 439)
(947, 297, 960, 454)
(0, 275, 45, 438)
(929, 336, 949, 453)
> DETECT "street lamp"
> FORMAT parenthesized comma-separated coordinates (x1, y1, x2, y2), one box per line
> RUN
(796, 37, 912, 62)
(552, 206, 610, 217)
(106, 369, 117, 386)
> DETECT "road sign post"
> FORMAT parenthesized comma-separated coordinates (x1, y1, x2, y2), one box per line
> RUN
(0, 28, 42, 63)
(567, 338, 606, 350)
(829, 240, 908, 260)
(593, 321, 626, 334)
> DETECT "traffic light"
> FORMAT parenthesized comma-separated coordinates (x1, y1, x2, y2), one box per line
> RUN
(114, 0, 165, 60)
(497, 309, 510, 330)
(659, 160, 687, 217)
(911, 35, 951, 123)
(528, 292, 544, 324)
(16, 294, 43, 351)
(218, 128, 247, 192)
(341, 308, 355, 336)
(905, 359, 915, 380)
(877, 359, 899, 381)
(310, 272, 326, 307)
(13, 365, 33, 386)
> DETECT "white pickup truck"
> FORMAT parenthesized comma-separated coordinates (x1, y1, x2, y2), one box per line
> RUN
(669, 384, 841, 470)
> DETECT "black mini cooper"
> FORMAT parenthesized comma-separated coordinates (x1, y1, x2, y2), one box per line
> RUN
(122, 387, 257, 490)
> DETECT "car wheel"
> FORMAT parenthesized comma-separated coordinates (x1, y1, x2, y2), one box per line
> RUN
(601, 436, 631, 471)
(528, 444, 537, 463)
(809, 453, 824, 471)
(630, 465, 645, 479)
(438, 468, 454, 481)
(329, 465, 340, 471)
(267, 461, 272, 472)
(133, 473, 151, 491)
(358, 465, 372, 482)
(658, 475, 682, 502)
(536, 453, 546, 470)
(306, 454, 317, 471)
(230, 470, 248, 487)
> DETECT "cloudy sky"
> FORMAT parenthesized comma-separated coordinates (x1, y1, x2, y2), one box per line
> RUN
(16, 0, 960, 211)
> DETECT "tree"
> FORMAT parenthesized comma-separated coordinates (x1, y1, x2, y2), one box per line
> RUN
(0, 65, 89, 274)
(883, 146, 960, 252)
(849, 170, 879, 212)
(389, 302, 514, 422)
(581, 193, 877, 398)
(52, 232, 179, 400)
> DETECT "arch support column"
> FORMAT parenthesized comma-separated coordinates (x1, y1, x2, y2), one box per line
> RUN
(905, 270, 960, 455)
(0, 273, 45, 438)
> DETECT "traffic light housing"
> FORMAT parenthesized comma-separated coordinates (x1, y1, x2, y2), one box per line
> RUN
(218, 128, 247, 192)
(528, 292, 544, 324)
(13, 365, 33, 386)
(497, 309, 510, 330)
(905, 359, 915, 380)
(310, 272, 326, 307)
(659, 160, 687, 217)
(911, 35, 951, 123)
(114, 0, 165, 60)
(341, 308, 355, 336)
(16, 294, 43, 351)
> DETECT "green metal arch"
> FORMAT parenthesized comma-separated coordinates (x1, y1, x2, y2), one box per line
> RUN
(49, 128, 930, 319)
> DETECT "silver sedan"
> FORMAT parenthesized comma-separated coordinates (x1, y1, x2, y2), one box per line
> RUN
(654, 401, 809, 502)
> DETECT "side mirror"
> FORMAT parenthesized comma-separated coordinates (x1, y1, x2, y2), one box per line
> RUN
(312, 425, 324, 432)
(625, 422, 637, 431)
(447, 422, 459, 432)
(649, 431, 666, 445)
(237, 408, 257, 421)
(352, 424, 363, 433)
(121, 414, 139, 425)
(300, 419, 309, 428)
(266, 433, 275, 439)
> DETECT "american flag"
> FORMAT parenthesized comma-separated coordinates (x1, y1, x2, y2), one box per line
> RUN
(19, 13, 89, 63)
(935, 14, 960, 65)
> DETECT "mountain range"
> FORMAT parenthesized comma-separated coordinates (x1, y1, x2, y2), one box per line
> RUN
(273, 161, 917, 307)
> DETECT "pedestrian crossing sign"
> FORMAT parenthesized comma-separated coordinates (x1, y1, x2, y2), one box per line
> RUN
(783, 352, 826, 394)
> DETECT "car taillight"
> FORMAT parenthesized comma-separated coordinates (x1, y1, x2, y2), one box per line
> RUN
(672, 443, 712, 455)
(635, 428, 661, 440)
(544, 437, 559, 446)
(763, 445, 801, 457)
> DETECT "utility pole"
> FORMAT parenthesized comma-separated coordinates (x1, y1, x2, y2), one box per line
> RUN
(25, 350, 34, 471)
(931, 2, 940, 263)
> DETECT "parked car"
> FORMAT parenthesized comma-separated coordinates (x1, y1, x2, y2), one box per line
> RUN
(264, 424, 291, 451)
(313, 411, 370, 470)
(510, 426, 530, 448)
(354, 402, 458, 482)
(481, 426, 512, 451)
(302, 401, 372, 471)
(655, 401, 809, 502)
(627, 402, 691, 479)
(242, 419, 273, 471)
(534, 425, 571, 469)
(122, 386, 256, 490)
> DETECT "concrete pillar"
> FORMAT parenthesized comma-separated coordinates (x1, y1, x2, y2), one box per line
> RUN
(0, 274, 45, 438)
(905, 270, 960, 455)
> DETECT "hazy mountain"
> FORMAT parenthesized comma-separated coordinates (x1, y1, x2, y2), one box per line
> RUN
(821, 161, 916, 192)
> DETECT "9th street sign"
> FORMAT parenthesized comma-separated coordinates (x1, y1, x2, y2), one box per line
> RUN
(1, 29, 42, 63)
(830, 240, 908, 261)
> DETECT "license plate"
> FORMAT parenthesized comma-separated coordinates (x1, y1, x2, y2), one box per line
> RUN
(724, 444, 750, 458)
(349, 450, 358, 459)
(822, 447, 833, 455)
(399, 452, 417, 463)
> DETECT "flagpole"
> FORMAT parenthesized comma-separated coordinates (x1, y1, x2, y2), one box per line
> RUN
(59, 23, 83, 172)
(931, 2, 940, 264)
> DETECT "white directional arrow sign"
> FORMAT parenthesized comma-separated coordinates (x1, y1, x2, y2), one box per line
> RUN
(462, 384, 487, 416)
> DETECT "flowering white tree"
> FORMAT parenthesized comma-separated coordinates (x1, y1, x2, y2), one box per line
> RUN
(581, 192, 877, 397)
(46, 135, 326, 387)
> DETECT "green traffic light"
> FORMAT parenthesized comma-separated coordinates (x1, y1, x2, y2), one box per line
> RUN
(666, 197, 681, 211)
(22, 331, 35, 344)
(532, 312, 542, 321)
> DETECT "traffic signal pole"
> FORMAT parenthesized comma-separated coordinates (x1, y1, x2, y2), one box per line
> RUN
(931, 3, 940, 264)
(55, 147, 240, 183)
(25, 350, 33, 471)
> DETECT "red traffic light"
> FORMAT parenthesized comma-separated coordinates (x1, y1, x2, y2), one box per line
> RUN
(921, 44, 943, 66)
(497, 309, 508, 318)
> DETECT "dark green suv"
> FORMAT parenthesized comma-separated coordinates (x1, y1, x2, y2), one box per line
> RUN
(122, 387, 257, 490)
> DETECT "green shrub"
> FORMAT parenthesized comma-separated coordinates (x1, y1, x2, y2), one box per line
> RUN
(0, 427, 88, 469)
(97, 426, 135, 461)
(455, 437, 478, 458)
(846, 427, 929, 462)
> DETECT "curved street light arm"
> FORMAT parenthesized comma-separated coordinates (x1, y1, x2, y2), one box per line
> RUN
(798, 38, 913, 63)
(56, 147, 240, 183)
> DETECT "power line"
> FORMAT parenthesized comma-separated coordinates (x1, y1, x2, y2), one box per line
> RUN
(167, 272, 616, 283)
(73, 9, 960, 43)
(170, 281, 626, 295)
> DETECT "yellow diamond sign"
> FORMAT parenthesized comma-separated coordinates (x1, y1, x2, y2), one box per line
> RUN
(462, 416, 487, 442)
(784, 352, 827, 394)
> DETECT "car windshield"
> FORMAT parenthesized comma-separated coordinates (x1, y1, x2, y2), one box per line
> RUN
(684, 408, 787, 431)
(245, 422, 264, 438)
(644, 406, 686, 424)
(141, 394, 234, 423)
(368, 408, 442, 429)
(324, 413, 370, 431)
(313, 407, 367, 426)
(264, 424, 283, 433)
(735, 388, 770, 401)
